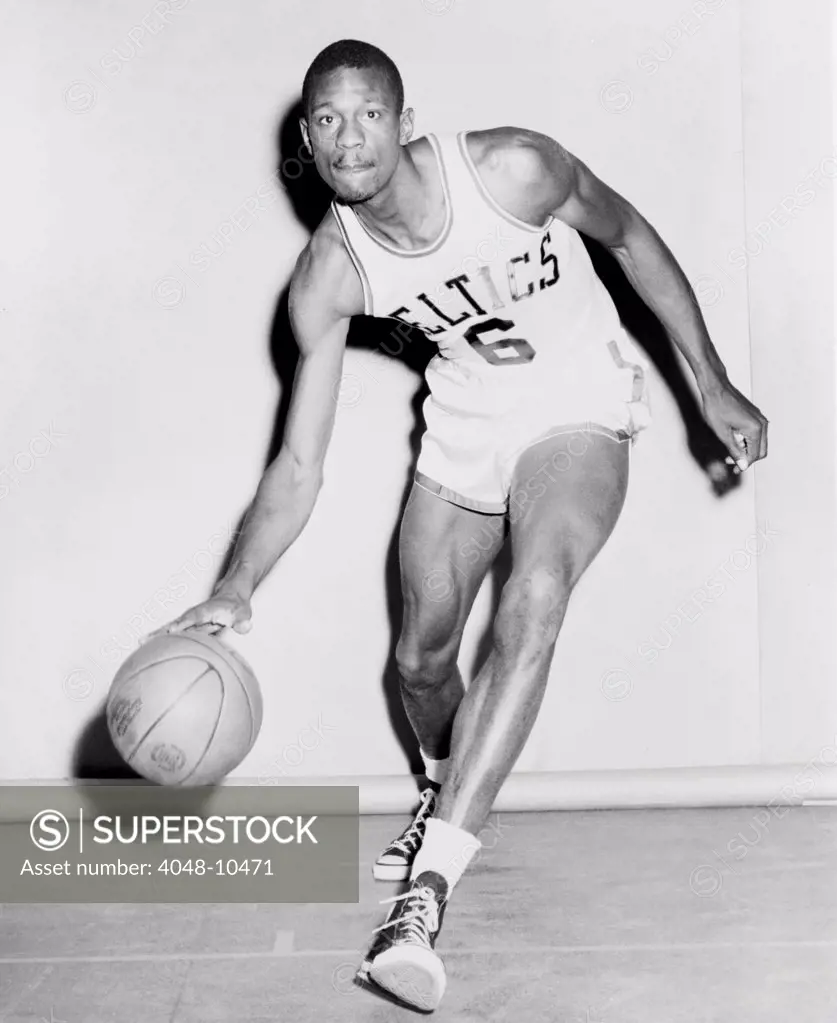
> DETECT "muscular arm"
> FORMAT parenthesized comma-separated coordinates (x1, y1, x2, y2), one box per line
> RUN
(470, 127, 767, 464)
(472, 127, 728, 393)
(217, 214, 364, 600)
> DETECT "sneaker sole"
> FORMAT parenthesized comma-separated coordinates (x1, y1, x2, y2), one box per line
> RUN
(372, 861, 410, 882)
(368, 945, 445, 1012)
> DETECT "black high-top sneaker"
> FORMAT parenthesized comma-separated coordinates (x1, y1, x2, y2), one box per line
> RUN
(373, 787, 436, 882)
(366, 870, 449, 1012)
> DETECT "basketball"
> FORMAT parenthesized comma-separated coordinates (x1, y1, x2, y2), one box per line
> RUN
(105, 631, 263, 786)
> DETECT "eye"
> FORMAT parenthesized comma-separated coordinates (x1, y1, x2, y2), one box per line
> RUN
(365, 110, 380, 120)
(318, 115, 334, 125)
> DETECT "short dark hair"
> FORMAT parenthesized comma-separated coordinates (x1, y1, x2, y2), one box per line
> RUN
(302, 39, 404, 118)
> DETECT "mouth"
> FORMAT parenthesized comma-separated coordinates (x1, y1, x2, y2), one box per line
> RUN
(334, 164, 373, 175)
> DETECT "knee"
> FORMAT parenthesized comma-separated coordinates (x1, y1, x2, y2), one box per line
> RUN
(396, 633, 459, 691)
(495, 566, 571, 652)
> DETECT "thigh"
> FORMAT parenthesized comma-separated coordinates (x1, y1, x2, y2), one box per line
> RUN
(507, 428, 630, 584)
(399, 481, 506, 644)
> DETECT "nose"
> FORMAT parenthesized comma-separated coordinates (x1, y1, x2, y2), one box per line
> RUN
(335, 117, 364, 150)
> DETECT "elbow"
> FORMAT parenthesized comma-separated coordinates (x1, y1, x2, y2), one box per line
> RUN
(287, 453, 324, 496)
(260, 449, 324, 505)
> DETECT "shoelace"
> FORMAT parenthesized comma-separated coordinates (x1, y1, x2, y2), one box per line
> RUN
(372, 885, 440, 946)
(389, 789, 435, 855)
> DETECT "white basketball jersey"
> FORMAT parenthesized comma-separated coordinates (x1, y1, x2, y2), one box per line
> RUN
(330, 132, 628, 416)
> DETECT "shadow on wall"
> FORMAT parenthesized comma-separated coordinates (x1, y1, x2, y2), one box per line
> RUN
(72, 101, 740, 782)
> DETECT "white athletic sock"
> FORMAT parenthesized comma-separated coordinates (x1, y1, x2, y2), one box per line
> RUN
(420, 751, 449, 788)
(410, 817, 481, 891)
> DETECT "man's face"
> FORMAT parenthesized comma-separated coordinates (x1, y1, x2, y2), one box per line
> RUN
(301, 67, 411, 203)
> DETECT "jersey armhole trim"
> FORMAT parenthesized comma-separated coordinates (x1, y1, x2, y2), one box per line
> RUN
(330, 202, 374, 316)
(457, 130, 554, 235)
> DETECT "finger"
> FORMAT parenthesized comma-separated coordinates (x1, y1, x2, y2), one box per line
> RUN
(182, 606, 239, 638)
(739, 425, 768, 467)
(729, 430, 749, 472)
(746, 428, 765, 464)
(190, 621, 224, 635)
(141, 605, 238, 645)
(140, 621, 181, 644)
(205, 606, 235, 630)
(758, 418, 768, 461)
(164, 614, 199, 635)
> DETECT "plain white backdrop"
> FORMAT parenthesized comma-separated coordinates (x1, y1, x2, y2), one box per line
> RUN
(0, 0, 833, 784)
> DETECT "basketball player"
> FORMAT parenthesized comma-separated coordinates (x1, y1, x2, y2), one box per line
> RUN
(154, 40, 768, 1011)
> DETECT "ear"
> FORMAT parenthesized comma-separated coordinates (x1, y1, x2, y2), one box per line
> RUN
(398, 107, 415, 145)
(299, 117, 312, 155)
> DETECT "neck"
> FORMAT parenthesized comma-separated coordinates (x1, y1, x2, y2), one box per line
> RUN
(354, 145, 442, 249)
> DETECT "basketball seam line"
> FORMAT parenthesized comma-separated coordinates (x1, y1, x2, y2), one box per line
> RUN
(175, 634, 260, 750)
(125, 664, 217, 769)
(205, 639, 260, 752)
(179, 666, 228, 785)
(112, 653, 208, 692)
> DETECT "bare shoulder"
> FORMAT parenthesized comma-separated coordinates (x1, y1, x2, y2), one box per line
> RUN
(290, 208, 365, 324)
(465, 127, 576, 222)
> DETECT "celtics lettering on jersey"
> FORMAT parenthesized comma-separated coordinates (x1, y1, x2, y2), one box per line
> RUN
(388, 230, 560, 367)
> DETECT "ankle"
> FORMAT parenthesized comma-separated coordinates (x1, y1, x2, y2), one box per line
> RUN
(410, 817, 481, 891)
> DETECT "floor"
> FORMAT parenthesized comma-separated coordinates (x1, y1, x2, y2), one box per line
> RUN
(1, 806, 836, 1022)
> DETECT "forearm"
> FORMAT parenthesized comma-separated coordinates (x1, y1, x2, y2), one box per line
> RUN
(214, 453, 322, 600)
(611, 212, 730, 394)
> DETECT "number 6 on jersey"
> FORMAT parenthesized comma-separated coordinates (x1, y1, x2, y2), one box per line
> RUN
(463, 317, 537, 366)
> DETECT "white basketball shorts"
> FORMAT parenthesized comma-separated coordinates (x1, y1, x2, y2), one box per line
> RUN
(414, 328, 651, 514)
